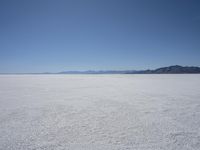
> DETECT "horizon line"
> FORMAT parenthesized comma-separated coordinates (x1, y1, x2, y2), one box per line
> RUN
(0, 65, 200, 74)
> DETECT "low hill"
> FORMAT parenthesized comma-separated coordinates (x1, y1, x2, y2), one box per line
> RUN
(127, 65, 200, 74)
(56, 65, 200, 74)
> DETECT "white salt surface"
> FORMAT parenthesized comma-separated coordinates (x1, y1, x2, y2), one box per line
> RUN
(0, 74, 200, 150)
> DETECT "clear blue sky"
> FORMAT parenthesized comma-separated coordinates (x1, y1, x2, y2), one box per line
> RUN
(0, 0, 200, 73)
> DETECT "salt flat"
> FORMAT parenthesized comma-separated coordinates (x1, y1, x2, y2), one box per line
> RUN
(0, 74, 200, 150)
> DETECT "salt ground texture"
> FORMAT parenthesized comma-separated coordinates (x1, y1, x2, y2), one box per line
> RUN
(0, 74, 200, 150)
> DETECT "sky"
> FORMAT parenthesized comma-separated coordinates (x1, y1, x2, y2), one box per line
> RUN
(0, 0, 200, 73)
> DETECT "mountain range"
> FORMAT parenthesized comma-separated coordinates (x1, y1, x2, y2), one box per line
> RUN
(58, 65, 200, 74)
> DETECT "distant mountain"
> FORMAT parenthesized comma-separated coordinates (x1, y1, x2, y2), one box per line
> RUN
(126, 65, 200, 74)
(59, 65, 200, 74)
(58, 70, 137, 74)
(2, 65, 199, 74)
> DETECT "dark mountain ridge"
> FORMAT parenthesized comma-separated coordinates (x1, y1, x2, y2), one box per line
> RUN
(2, 65, 200, 74)
(133, 65, 200, 74)
(59, 65, 200, 74)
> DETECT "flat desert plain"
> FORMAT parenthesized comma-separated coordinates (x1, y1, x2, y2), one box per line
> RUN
(0, 74, 200, 150)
